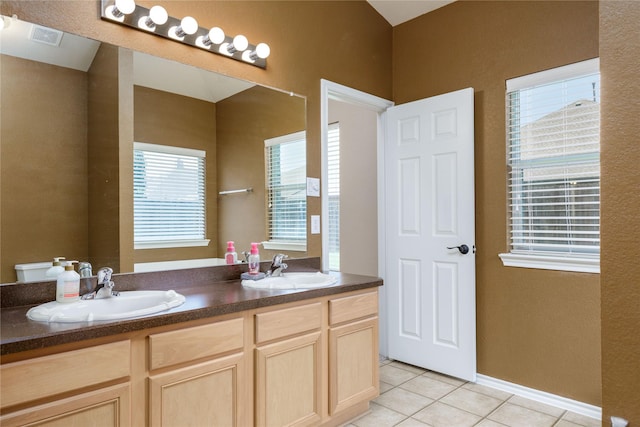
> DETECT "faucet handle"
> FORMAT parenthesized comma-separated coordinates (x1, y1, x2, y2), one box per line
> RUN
(97, 267, 113, 284)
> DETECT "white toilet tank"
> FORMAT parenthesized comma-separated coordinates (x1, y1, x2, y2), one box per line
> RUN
(15, 262, 51, 282)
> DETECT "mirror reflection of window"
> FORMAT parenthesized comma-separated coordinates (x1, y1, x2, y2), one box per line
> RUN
(133, 142, 207, 249)
(265, 131, 307, 250)
(327, 123, 341, 271)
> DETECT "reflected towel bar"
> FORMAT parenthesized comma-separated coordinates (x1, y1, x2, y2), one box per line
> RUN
(219, 188, 253, 195)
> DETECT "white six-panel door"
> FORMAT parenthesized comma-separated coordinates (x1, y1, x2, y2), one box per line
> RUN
(385, 88, 476, 381)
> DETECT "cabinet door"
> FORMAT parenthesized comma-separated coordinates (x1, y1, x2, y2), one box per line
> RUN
(149, 352, 245, 427)
(255, 332, 322, 427)
(329, 317, 379, 415)
(0, 384, 130, 427)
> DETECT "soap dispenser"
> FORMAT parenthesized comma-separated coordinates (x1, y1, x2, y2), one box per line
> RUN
(225, 241, 238, 265)
(46, 257, 66, 279)
(56, 261, 80, 303)
(248, 242, 260, 275)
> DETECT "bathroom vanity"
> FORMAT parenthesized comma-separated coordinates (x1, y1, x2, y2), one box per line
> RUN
(0, 260, 382, 426)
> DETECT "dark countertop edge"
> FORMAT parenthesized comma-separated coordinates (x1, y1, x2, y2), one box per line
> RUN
(1, 274, 382, 356)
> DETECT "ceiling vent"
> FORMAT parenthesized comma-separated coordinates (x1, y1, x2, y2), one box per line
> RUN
(29, 24, 63, 47)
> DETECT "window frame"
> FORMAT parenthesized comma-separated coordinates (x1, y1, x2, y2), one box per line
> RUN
(499, 58, 600, 274)
(263, 130, 307, 252)
(133, 142, 209, 250)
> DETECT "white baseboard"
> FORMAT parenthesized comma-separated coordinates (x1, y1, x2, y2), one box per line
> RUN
(476, 374, 602, 421)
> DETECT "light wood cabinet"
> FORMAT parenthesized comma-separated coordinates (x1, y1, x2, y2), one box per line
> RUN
(147, 316, 247, 427)
(1, 288, 380, 426)
(255, 302, 323, 427)
(328, 291, 379, 416)
(0, 341, 131, 427)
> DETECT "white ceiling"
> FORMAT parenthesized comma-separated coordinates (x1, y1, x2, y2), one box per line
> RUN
(367, 0, 455, 26)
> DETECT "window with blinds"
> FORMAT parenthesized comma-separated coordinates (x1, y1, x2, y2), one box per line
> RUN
(265, 131, 306, 250)
(327, 123, 340, 271)
(133, 142, 207, 249)
(504, 59, 600, 270)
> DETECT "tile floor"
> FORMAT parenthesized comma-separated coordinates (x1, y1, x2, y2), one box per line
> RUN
(346, 359, 600, 427)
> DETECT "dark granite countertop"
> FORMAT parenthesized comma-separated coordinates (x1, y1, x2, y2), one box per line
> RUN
(0, 259, 382, 356)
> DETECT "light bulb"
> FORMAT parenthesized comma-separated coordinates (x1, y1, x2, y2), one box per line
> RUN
(139, 5, 168, 30)
(208, 27, 225, 44)
(255, 43, 270, 59)
(227, 34, 248, 54)
(200, 27, 225, 46)
(114, 0, 136, 16)
(149, 6, 168, 25)
(179, 16, 198, 35)
(233, 34, 248, 51)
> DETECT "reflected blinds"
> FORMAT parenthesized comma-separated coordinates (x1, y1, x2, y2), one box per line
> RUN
(327, 123, 340, 271)
(265, 131, 307, 243)
(133, 143, 206, 246)
(506, 59, 600, 256)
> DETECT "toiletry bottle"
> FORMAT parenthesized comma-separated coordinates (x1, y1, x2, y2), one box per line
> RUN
(248, 242, 260, 275)
(46, 257, 66, 279)
(56, 261, 80, 303)
(225, 241, 238, 265)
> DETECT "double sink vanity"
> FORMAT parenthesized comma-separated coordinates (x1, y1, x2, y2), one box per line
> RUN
(0, 258, 382, 426)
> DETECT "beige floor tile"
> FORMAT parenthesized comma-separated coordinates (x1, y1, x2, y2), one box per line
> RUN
(462, 382, 513, 401)
(440, 388, 504, 417)
(399, 375, 458, 400)
(412, 402, 482, 427)
(422, 370, 467, 387)
(379, 364, 420, 386)
(395, 417, 430, 426)
(560, 412, 601, 427)
(507, 395, 566, 417)
(374, 387, 434, 416)
(475, 420, 509, 427)
(388, 361, 428, 375)
(379, 380, 395, 394)
(488, 402, 558, 427)
(555, 420, 583, 427)
(352, 402, 407, 427)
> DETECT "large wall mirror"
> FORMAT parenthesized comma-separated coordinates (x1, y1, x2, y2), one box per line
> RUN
(0, 18, 307, 282)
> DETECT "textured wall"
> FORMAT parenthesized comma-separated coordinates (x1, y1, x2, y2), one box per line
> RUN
(599, 1, 640, 422)
(393, 1, 601, 404)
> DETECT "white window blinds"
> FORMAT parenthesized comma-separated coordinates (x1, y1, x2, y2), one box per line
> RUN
(133, 142, 206, 248)
(327, 123, 340, 271)
(506, 59, 600, 258)
(265, 131, 307, 245)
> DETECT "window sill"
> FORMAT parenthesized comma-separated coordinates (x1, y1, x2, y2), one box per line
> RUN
(262, 241, 307, 252)
(135, 239, 210, 250)
(498, 253, 599, 274)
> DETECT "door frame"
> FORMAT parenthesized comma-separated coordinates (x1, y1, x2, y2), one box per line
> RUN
(320, 79, 393, 356)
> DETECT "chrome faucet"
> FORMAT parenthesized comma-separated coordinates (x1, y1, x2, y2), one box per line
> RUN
(267, 254, 288, 277)
(81, 267, 119, 299)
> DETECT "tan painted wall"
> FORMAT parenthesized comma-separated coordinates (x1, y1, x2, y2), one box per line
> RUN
(599, 1, 640, 423)
(1, 55, 89, 282)
(393, 1, 601, 404)
(132, 86, 218, 264)
(217, 85, 306, 260)
(87, 43, 124, 272)
(328, 100, 379, 277)
(0, 0, 393, 269)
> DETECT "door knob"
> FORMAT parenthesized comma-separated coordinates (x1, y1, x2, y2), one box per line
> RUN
(447, 244, 470, 255)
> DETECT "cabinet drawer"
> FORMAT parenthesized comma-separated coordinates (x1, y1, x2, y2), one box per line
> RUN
(329, 290, 378, 326)
(1, 340, 131, 409)
(255, 302, 322, 344)
(149, 317, 244, 370)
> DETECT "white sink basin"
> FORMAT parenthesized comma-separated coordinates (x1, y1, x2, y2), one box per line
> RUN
(242, 272, 338, 290)
(26, 290, 185, 323)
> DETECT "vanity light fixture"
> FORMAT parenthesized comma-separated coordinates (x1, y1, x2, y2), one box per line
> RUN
(100, 0, 270, 68)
